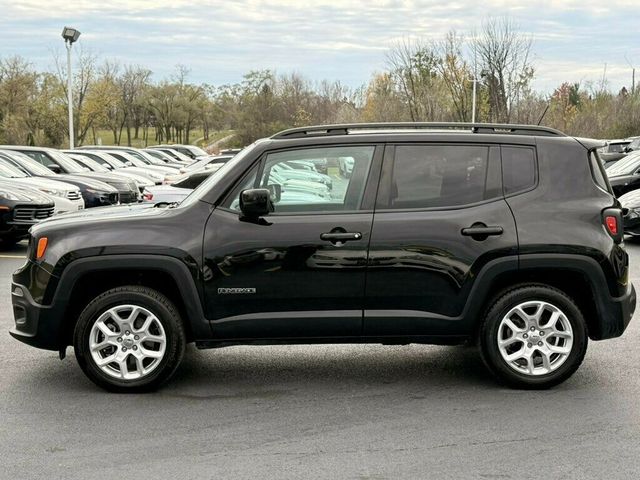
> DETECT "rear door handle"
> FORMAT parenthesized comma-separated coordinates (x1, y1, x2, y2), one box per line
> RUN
(320, 232, 362, 242)
(461, 223, 503, 240)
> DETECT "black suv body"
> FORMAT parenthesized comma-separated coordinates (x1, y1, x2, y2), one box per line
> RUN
(10, 123, 636, 391)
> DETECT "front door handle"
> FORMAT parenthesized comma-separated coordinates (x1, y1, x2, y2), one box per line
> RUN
(320, 230, 362, 246)
(461, 223, 503, 240)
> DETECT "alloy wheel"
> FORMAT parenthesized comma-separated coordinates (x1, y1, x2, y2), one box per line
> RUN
(496, 300, 574, 376)
(88, 304, 167, 380)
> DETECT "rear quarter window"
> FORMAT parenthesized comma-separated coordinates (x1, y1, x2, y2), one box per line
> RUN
(589, 150, 612, 193)
(501, 146, 537, 195)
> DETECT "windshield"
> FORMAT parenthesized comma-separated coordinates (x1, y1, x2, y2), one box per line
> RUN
(607, 153, 640, 175)
(0, 158, 29, 178)
(185, 145, 208, 156)
(607, 142, 629, 153)
(72, 155, 109, 172)
(109, 152, 147, 168)
(8, 151, 56, 176)
(48, 150, 88, 173)
(159, 149, 192, 162)
(144, 150, 169, 161)
(179, 143, 257, 208)
(116, 149, 148, 163)
(137, 150, 166, 165)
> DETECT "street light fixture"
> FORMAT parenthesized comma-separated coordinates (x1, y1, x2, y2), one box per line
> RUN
(61, 26, 81, 149)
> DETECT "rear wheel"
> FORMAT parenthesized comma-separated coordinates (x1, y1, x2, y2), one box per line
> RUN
(479, 284, 588, 389)
(73, 286, 185, 392)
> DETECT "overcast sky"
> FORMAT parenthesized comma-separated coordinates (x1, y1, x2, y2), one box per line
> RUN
(1, 0, 638, 93)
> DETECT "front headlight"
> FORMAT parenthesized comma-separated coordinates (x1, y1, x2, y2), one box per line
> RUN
(38, 188, 65, 198)
(0, 190, 19, 200)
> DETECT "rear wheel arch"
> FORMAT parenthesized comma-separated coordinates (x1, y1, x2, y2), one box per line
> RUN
(467, 256, 610, 341)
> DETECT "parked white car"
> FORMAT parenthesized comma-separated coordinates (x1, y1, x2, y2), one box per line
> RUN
(0, 153, 84, 214)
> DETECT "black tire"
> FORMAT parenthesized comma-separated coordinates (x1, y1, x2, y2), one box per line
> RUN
(74, 286, 185, 393)
(479, 284, 588, 389)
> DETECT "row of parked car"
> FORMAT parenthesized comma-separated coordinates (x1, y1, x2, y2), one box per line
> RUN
(598, 137, 640, 167)
(597, 138, 640, 236)
(0, 143, 239, 247)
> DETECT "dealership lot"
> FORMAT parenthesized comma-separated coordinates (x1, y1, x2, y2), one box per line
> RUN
(1, 241, 640, 479)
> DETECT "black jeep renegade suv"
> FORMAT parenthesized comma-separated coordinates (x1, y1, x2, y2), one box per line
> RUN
(10, 123, 636, 391)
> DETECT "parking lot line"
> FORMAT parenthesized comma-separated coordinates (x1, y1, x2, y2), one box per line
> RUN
(0, 255, 26, 259)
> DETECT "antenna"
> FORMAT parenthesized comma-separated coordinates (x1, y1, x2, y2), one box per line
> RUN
(537, 104, 550, 126)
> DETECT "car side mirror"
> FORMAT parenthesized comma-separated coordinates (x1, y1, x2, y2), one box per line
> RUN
(47, 164, 61, 174)
(239, 188, 273, 217)
(267, 183, 282, 203)
(125, 161, 133, 167)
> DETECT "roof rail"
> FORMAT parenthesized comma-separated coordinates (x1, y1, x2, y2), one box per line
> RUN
(271, 122, 566, 139)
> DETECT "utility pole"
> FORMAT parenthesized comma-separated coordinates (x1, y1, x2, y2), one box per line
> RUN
(625, 54, 636, 95)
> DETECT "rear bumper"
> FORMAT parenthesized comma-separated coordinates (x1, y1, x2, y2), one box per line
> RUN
(597, 281, 636, 340)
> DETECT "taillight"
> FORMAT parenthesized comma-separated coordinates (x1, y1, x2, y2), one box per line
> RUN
(605, 216, 618, 236)
(603, 208, 623, 243)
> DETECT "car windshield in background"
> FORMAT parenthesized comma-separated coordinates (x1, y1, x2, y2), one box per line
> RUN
(185, 146, 208, 157)
(9, 151, 57, 176)
(0, 158, 29, 178)
(144, 150, 169, 161)
(185, 156, 232, 172)
(608, 143, 629, 153)
(607, 153, 640, 175)
(48, 150, 88, 173)
(109, 152, 147, 168)
(72, 155, 110, 172)
(179, 142, 258, 208)
(137, 150, 167, 166)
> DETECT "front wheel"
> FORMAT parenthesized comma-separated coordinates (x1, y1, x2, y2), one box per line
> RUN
(74, 286, 185, 392)
(479, 284, 588, 389)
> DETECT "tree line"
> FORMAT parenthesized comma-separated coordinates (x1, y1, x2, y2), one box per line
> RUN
(0, 18, 638, 150)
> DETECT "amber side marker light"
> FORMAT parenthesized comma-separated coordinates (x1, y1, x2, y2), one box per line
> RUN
(36, 237, 48, 259)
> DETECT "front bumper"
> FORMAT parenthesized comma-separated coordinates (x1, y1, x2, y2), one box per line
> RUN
(9, 259, 62, 351)
(10, 281, 61, 351)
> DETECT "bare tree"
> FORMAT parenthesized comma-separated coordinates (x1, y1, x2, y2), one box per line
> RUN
(386, 38, 448, 121)
(436, 32, 473, 122)
(474, 18, 534, 123)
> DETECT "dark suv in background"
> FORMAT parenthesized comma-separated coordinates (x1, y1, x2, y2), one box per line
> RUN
(0, 182, 54, 246)
(9, 123, 635, 392)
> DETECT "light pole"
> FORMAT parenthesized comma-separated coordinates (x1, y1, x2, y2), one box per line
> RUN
(471, 40, 478, 124)
(61, 27, 81, 149)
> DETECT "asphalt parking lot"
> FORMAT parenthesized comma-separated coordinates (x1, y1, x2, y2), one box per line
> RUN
(2, 241, 640, 479)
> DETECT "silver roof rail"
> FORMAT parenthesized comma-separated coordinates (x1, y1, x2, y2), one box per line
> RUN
(271, 122, 566, 139)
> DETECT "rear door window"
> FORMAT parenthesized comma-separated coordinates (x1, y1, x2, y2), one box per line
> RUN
(379, 144, 496, 209)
